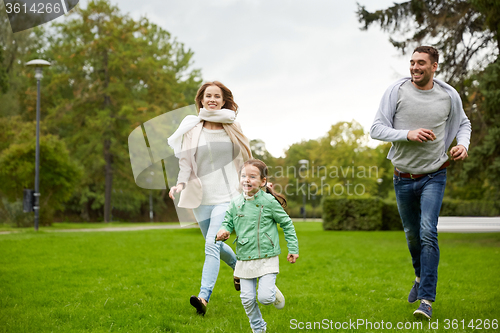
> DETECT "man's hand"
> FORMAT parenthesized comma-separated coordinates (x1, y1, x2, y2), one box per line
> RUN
(287, 254, 299, 263)
(216, 230, 230, 241)
(449, 145, 468, 161)
(168, 184, 184, 200)
(407, 128, 436, 142)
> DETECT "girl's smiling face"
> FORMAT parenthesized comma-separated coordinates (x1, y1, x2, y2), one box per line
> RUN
(240, 165, 266, 197)
(201, 85, 225, 110)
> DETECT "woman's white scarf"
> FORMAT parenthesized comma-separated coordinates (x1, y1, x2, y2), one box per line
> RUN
(168, 108, 244, 158)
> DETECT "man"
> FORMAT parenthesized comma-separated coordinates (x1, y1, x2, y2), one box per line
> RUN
(370, 46, 471, 319)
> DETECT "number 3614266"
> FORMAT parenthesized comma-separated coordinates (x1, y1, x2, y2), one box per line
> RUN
(443, 319, 498, 330)
(6, 2, 62, 14)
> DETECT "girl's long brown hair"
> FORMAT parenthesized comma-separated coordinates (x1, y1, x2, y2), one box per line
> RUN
(243, 159, 287, 208)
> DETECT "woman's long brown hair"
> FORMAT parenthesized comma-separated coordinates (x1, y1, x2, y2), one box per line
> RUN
(194, 81, 238, 113)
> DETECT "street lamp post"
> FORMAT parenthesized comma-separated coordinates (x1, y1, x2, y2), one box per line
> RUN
(298, 159, 309, 221)
(146, 171, 155, 222)
(26, 59, 51, 231)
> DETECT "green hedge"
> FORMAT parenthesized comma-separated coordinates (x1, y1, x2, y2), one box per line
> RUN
(323, 198, 499, 231)
(323, 198, 385, 231)
(440, 199, 500, 217)
(381, 200, 402, 230)
(0, 198, 33, 228)
(286, 204, 323, 219)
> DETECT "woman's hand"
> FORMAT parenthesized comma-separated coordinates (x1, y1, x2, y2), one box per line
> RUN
(216, 230, 230, 241)
(287, 253, 299, 263)
(168, 184, 185, 200)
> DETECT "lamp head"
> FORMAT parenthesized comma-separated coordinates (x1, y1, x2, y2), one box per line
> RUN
(26, 59, 51, 80)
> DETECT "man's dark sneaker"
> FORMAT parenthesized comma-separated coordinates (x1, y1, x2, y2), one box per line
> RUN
(413, 301, 432, 320)
(408, 281, 419, 303)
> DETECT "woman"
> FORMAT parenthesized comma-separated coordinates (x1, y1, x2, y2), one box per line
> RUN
(168, 81, 252, 315)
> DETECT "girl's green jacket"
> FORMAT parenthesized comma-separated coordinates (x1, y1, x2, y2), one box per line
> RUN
(220, 190, 299, 261)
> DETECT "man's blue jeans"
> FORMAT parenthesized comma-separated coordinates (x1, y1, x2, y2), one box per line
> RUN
(393, 168, 447, 302)
(193, 203, 237, 302)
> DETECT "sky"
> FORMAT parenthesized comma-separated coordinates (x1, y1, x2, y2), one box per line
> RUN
(81, 0, 412, 157)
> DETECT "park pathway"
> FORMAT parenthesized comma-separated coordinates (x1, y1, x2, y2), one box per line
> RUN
(437, 216, 500, 233)
(0, 223, 197, 235)
(44, 223, 199, 233)
(1, 217, 499, 234)
(292, 217, 500, 233)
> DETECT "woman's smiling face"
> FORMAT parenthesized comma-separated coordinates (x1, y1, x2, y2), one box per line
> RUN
(201, 85, 225, 110)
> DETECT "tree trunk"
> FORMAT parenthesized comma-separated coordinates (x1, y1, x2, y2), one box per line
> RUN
(80, 200, 90, 222)
(102, 47, 113, 223)
(104, 138, 113, 222)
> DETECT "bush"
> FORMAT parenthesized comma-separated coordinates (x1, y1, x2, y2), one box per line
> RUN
(323, 197, 384, 230)
(381, 200, 402, 230)
(440, 199, 499, 217)
(0, 135, 82, 225)
(323, 198, 499, 231)
(286, 203, 322, 219)
(0, 197, 33, 228)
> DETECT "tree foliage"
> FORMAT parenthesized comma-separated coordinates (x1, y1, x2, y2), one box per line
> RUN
(0, 47, 8, 94)
(0, 0, 201, 223)
(277, 121, 392, 209)
(357, 0, 499, 84)
(459, 61, 500, 200)
(250, 139, 276, 167)
(40, 0, 201, 221)
(0, 125, 82, 225)
(0, 1, 46, 117)
(357, 0, 500, 202)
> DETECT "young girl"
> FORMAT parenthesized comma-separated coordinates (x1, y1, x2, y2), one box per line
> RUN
(216, 159, 299, 333)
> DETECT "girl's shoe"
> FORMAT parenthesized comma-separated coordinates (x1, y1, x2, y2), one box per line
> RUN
(234, 276, 241, 291)
(252, 329, 266, 333)
(273, 286, 285, 309)
(190, 296, 207, 315)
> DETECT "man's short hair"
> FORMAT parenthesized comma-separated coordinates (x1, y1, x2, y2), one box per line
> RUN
(413, 46, 439, 64)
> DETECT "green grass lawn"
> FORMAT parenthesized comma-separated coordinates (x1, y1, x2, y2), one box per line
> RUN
(0, 223, 499, 332)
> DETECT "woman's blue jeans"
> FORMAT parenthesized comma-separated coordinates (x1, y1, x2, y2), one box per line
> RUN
(193, 203, 237, 302)
(393, 168, 447, 302)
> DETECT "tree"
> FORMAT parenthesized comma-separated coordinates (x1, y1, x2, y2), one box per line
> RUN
(41, 0, 201, 222)
(357, 0, 500, 202)
(250, 139, 275, 166)
(0, 47, 8, 94)
(0, 126, 82, 225)
(458, 61, 500, 200)
(357, 0, 499, 85)
(282, 121, 388, 205)
(0, 1, 45, 118)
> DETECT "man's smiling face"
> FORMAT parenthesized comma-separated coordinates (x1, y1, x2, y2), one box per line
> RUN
(410, 52, 437, 90)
